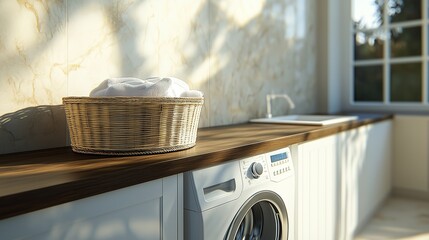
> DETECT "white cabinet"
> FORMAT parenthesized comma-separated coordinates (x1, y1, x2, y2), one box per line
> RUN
(293, 134, 339, 240)
(393, 115, 429, 193)
(294, 120, 392, 240)
(340, 120, 392, 239)
(0, 174, 183, 240)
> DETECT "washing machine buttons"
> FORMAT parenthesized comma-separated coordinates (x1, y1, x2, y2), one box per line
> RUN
(271, 163, 293, 176)
(271, 159, 289, 167)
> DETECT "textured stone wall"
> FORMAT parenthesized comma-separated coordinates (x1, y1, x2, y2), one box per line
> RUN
(0, 0, 317, 154)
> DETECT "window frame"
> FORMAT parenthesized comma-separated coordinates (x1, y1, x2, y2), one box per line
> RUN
(342, 0, 429, 113)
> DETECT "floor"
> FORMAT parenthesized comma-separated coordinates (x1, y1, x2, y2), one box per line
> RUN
(355, 198, 429, 240)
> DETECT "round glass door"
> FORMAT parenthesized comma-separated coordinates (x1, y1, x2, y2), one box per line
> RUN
(225, 191, 288, 240)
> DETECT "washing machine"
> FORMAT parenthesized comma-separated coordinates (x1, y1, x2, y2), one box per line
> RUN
(184, 147, 295, 240)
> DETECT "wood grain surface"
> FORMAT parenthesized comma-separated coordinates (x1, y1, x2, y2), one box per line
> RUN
(0, 114, 392, 220)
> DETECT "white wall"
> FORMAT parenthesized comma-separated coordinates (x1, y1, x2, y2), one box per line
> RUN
(393, 115, 429, 194)
(316, 0, 350, 114)
(0, 0, 319, 154)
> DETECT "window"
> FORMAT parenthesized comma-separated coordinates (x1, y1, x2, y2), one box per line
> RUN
(352, 0, 427, 105)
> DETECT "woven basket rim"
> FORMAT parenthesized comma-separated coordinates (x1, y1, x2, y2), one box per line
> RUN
(63, 96, 204, 104)
(70, 143, 196, 156)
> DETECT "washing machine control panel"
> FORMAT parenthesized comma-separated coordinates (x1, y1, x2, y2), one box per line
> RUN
(240, 147, 295, 188)
(240, 155, 270, 187)
(266, 147, 294, 182)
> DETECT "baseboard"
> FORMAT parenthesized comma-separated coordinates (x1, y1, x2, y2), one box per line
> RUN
(392, 187, 429, 201)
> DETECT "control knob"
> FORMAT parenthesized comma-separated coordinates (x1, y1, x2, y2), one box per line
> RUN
(250, 162, 264, 179)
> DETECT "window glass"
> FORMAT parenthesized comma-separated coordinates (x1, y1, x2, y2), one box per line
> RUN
(390, 26, 422, 57)
(390, 63, 422, 102)
(354, 65, 384, 101)
(354, 30, 384, 60)
(353, 0, 384, 30)
(351, 0, 425, 105)
(389, 0, 421, 23)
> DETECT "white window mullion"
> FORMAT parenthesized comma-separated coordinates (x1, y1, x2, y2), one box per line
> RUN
(355, 56, 423, 66)
(390, 56, 424, 63)
(349, 0, 355, 105)
(423, 0, 428, 104)
(390, 20, 424, 28)
(354, 59, 384, 66)
(384, 0, 390, 104)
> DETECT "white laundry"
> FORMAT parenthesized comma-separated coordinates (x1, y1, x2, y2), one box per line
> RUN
(89, 77, 203, 97)
(143, 77, 189, 97)
(180, 90, 204, 97)
(89, 77, 154, 97)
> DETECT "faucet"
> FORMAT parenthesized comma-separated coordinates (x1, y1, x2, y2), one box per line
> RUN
(266, 93, 295, 118)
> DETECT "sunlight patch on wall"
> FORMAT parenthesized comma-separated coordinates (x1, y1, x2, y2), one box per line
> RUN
(216, 0, 265, 27)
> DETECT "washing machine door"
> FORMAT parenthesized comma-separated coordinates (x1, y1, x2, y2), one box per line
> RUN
(225, 191, 288, 240)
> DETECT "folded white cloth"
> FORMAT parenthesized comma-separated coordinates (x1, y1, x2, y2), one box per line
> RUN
(180, 90, 204, 97)
(144, 77, 189, 97)
(89, 77, 203, 97)
(89, 77, 154, 97)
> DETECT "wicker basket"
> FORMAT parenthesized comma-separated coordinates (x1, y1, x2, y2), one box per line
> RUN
(63, 97, 204, 155)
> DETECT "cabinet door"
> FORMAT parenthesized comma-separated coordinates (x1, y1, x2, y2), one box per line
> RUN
(294, 120, 392, 240)
(0, 174, 183, 240)
(294, 134, 339, 240)
(340, 120, 392, 239)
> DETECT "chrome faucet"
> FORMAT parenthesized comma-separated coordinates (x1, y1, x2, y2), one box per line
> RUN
(266, 94, 295, 118)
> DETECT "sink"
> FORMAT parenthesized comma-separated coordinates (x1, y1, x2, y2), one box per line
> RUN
(250, 115, 358, 126)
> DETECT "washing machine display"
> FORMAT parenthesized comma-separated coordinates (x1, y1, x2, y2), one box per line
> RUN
(267, 148, 294, 182)
(184, 147, 295, 240)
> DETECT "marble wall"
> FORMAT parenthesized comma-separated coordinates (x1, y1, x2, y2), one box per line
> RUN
(0, 0, 318, 154)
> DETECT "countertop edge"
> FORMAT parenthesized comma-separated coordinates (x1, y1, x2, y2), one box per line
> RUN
(0, 114, 393, 220)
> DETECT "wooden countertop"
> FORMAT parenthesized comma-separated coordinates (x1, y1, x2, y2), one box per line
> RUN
(0, 114, 392, 220)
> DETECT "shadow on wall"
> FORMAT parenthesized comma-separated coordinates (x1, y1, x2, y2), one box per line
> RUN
(0, 105, 66, 155)
(0, 0, 313, 154)
(194, 0, 307, 125)
(0, 1, 150, 154)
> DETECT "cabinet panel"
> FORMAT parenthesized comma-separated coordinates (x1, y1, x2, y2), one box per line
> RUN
(294, 120, 392, 240)
(358, 122, 391, 225)
(295, 135, 338, 240)
(342, 121, 392, 238)
(0, 174, 183, 240)
(31, 198, 162, 240)
(393, 115, 429, 191)
(163, 174, 183, 240)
